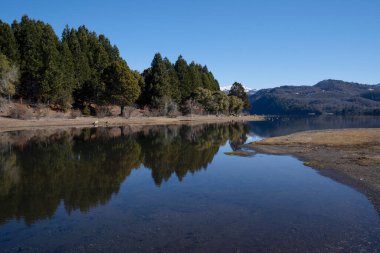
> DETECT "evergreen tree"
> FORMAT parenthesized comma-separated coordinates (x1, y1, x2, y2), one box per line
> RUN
(63, 25, 122, 104)
(174, 55, 192, 100)
(202, 66, 220, 91)
(228, 82, 250, 110)
(188, 62, 202, 92)
(12, 16, 64, 104)
(0, 20, 18, 63)
(98, 34, 120, 62)
(201, 66, 214, 90)
(101, 60, 140, 115)
(142, 53, 172, 108)
(12, 16, 44, 100)
(0, 16, 226, 114)
(62, 26, 91, 91)
(56, 41, 75, 107)
(163, 58, 181, 103)
(40, 23, 66, 105)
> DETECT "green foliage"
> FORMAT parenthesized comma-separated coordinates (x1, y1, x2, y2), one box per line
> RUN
(212, 90, 229, 114)
(195, 87, 239, 114)
(141, 53, 173, 108)
(0, 20, 18, 63)
(164, 57, 181, 103)
(194, 87, 213, 111)
(101, 60, 141, 111)
(0, 53, 18, 101)
(174, 55, 192, 100)
(0, 16, 226, 114)
(5, 16, 126, 107)
(63, 25, 121, 104)
(140, 54, 220, 112)
(11, 16, 71, 107)
(173, 56, 219, 102)
(228, 82, 250, 110)
(82, 105, 91, 115)
(229, 95, 244, 114)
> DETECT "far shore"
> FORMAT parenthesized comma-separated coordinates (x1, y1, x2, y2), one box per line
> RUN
(0, 114, 265, 133)
(243, 128, 380, 212)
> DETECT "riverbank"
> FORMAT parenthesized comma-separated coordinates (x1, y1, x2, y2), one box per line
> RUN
(0, 115, 264, 132)
(245, 128, 380, 212)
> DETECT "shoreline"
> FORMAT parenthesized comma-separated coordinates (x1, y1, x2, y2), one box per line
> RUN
(0, 115, 265, 133)
(244, 128, 380, 212)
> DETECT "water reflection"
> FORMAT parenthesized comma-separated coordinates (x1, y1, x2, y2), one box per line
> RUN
(249, 115, 380, 137)
(0, 123, 249, 225)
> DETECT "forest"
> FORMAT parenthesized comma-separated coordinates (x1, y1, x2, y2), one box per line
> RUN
(0, 16, 249, 117)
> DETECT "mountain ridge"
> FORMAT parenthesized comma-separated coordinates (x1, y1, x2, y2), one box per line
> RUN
(250, 79, 380, 115)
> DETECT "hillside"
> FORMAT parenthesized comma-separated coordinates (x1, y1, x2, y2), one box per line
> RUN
(250, 80, 380, 115)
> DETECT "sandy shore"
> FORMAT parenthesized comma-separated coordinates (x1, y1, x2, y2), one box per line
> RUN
(244, 128, 380, 212)
(0, 115, 264, 132)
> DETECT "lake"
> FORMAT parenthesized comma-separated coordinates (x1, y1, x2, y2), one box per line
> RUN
(1, 116, 380, 252)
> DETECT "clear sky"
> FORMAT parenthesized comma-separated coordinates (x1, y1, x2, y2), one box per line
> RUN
(1, 0, 379, 89)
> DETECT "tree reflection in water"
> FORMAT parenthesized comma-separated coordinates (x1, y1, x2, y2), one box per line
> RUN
(0, 123, 249, 225)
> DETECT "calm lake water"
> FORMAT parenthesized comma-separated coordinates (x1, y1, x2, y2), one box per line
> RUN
(1, 116, 380, 252)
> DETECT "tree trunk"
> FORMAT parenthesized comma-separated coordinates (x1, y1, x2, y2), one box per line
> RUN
(120, 105, 125, 117)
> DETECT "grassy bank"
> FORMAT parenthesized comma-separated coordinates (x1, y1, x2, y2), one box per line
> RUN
(245, 129, 380, 212)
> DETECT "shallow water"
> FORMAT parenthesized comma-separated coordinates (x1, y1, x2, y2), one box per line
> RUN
(0, 117, 380, 252)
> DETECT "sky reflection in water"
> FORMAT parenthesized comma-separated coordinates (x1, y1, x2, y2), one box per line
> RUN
(0, 117, 380, 252)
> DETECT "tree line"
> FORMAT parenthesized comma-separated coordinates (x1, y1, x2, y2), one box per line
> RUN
(0, 16, 249, 115)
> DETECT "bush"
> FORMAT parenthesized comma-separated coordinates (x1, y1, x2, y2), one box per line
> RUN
(70, 109, 81, 119)
(96, 106, 111, 118)
(35, 104, 48, 119)
(123, 106, 142, 118)
(9, 104, 34, 119)
(82, 105, 91, 116)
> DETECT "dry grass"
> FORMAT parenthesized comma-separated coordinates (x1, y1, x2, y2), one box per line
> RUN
(254, 128, 380, 147)
(0, 114, 265, 133)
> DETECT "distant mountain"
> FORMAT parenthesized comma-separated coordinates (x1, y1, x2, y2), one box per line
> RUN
(221, 85, 257, 95)
(250, 79, 380, 115)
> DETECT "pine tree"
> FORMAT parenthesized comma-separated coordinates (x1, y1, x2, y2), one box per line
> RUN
(102, 60, 141, 115)
(62, 26, 91, 91)
(1, 16, 226, 114)
(63, 25, 122, 105)
(142, 53, 172, 109)
(12, 16, 61, 103)
(0, 20, 18, 63)
(40, 23, 65, 104)
(12, 16, 42, 100)
(56, 41, 75, 107)
(174, 55, 192, 100)
(163, 57, 180, 103)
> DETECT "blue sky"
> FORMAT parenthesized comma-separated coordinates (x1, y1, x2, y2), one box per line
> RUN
(1, 0, 379, 89)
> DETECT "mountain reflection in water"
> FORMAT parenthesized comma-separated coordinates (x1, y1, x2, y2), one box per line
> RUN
(0, 123, 249, 225)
